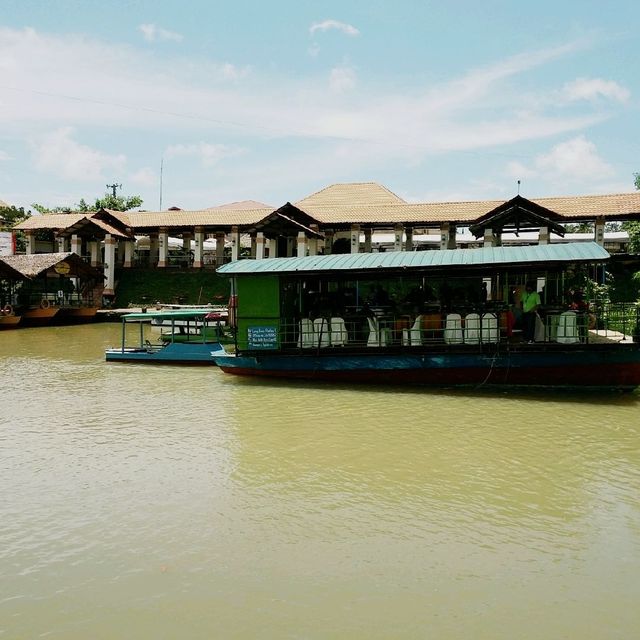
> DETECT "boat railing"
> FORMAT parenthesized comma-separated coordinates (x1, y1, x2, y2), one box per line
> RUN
(247, 302, 640, 351)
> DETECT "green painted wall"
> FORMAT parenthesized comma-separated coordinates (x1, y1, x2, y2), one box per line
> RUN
(236, 275, 281, 350)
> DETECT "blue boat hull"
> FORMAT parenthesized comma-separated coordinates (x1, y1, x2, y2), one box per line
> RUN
(213, 346, 640, 389)
(106, 342, 225, 365)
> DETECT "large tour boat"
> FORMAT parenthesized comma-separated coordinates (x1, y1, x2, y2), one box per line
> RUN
(212, 242, 640, 390)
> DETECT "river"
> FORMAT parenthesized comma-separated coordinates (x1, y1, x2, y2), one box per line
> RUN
(1, 323, 639, 639)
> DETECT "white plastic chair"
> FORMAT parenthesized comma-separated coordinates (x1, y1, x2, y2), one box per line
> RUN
(367, 316, 389, 347)
(330, 317, 348, 346)
(556, 311, 579, 344)
(464, 313, 481, 344)
(481, 312, 499, 343)
(298, 318, 316, 348)
(402, 315, 423, 346)
(444, 313, 463, 344)
(313, 317, 331, 347)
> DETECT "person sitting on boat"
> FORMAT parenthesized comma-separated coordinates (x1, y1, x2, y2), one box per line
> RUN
(520, 281, 541, 343)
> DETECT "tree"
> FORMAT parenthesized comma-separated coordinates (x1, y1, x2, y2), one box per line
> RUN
(622, 173, 640, 254)
(0, 205, 32, 253)
(32, 190, 143, 214)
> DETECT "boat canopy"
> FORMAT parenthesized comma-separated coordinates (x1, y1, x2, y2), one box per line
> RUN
(217, 242, 610, 276)
(120, 310, 222, 321)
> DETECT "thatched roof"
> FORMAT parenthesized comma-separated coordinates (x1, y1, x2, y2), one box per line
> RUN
(1, 252, 101, 279)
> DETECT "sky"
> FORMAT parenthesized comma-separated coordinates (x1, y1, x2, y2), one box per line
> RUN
(1, 0, 639, 212)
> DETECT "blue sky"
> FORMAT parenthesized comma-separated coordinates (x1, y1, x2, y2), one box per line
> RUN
(1, 0, 639, 211)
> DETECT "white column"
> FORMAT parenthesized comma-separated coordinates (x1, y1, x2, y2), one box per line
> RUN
(250, 235, 257, 259)
(483, 228, 495, 248)
(349, 224, 360, 254)
(286, 236, 295, 257)
(194, 227, 204, 268)
(324, 230, 334, 255)
(297, 231, 308, 257)
(364, 227, 372, 253)
(103, 234, 116, 295)
(215, 232, 225, 266)
(393, 224, 404, 252)
(182, 233, 191, 252)
(158, 227, 168, 268)
(149, 234, 159, 266)
(268, 238, 277, 258)
(57, 235, 66, 252)
(595, 217, 605, 247)
(71, 234, 82, 256)
(90, 240, 100, 267)
(25, 231, 36, 254)
(539, 226, 550, 245)
(231, 226, 240, 261)
(405, 227, 414, 251)
(123, 240, 134, 268)
(256, 232, 265, 259)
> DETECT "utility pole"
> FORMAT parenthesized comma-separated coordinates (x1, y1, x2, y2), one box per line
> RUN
(106, 183, 122, 198)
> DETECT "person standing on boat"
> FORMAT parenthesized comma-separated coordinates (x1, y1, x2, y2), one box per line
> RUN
(520, 281, 541, 343)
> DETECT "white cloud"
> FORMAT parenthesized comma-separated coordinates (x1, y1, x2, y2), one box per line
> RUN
(561, 77, 630, 103)
(130, 167, 158, 187)
(309, 20, 360, 37)
(0, 150, 11, 161)
(220, 63, 251, 81)
(329, 65, 356, 92)
(505, 136, 614, 185)
(138, 23, 183, 43)
(165, 142, 244, 167)
(31, 127, 126, 182)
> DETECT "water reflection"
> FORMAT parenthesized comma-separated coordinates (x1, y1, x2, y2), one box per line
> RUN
(1, 324, 640, 639)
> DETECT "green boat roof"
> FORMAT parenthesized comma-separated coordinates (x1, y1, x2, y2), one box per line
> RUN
(121, 309, 223, 321)
(217, 242, 610, 276)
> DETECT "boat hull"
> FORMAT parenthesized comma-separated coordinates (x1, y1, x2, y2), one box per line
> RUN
(106, 342, 225, 365)
(0, 314, 21, 329)
(21, 307, 60, 326)
(213, 346, 640, 390)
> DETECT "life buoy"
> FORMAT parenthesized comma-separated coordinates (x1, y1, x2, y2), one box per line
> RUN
(2, 304, 13, 316)
(40, 299, 50, 309)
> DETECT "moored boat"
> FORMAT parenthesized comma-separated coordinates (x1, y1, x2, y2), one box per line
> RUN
(105, 310, 229, 365)
(212, 243, 640, 390)
(0, 305, 21, 329)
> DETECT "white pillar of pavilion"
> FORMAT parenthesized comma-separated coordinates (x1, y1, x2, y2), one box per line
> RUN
(393, 224, 404, 252)
(71, 234, 82, 256)
(230, 226, 240, 261)
(286, 236, 294, 257)
(268, 238, 277, 258)
(405, 227, 414, 251)
(123, 239, 134, 268)
(158, 227, 169, 268)
(483, 228, 495, 247)
(364, 227, 372, 253)
(256, 232, 266, 259)
(103, 234, 117, 295)
(308, 225, 319, 256)
(539, 226, 550, 245)
(250, 235, 257, 259)
(193, 227, 204, 268)
(324, 229, 334, 255)
(149, 233, 159, 267)
(440, 223, 458, 250)
(215, 232, 225, 267)
(25, 231, 36, 254)
(57, 235, 66, 252)
(297, 231, 307, 257)
(90, 240, 100, 267)
(350, 224, 360, 254)
(595, 217, 605, 247)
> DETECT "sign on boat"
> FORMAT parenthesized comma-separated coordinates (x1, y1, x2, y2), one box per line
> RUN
(212, 242, 640, 390)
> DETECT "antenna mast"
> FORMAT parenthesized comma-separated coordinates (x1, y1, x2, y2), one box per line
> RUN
(106, 183, 122, 198)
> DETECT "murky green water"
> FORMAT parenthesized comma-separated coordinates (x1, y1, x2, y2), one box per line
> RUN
(1, 323, 640, 639)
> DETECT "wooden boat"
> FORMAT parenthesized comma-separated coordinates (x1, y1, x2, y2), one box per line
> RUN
(20, 302, 60, 326)
(212, 243, 640, 390)
(0, 305, 21, 329)
(105, 310, 228, 365)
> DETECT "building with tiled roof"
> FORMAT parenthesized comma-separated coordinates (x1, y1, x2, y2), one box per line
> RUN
(10, 183, 640, 293)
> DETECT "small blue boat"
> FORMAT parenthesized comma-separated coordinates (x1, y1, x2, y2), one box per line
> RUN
(105, 310, 228, 365)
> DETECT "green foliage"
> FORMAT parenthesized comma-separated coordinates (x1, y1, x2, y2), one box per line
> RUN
(0, 205, 31, 252)
(113, 268, 230, 307)
(563, 222, 594, 233)
(624, 173, 640, 254)
(31, 191, 143, 214)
